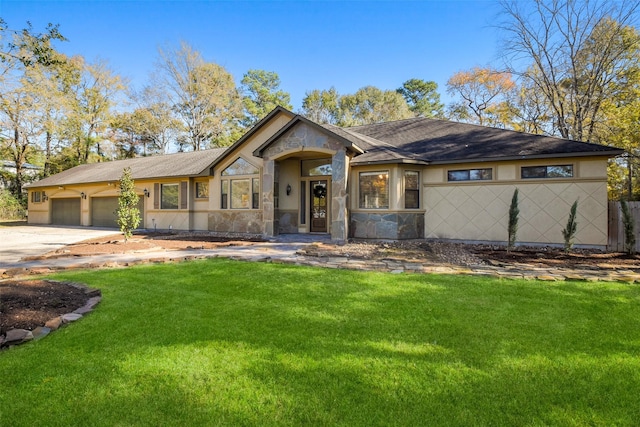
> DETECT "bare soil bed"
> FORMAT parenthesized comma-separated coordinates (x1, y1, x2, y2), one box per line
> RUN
(3, 233, 640, 336)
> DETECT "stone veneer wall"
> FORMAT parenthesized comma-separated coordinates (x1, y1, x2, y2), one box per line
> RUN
(208, 211, 263, 234)
(350, 212, 424, 240)
(277, 210, 298, 234)
(261, 122, 349, 241)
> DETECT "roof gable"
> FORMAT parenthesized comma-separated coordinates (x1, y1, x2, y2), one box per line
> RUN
(252, 114, 365, 157)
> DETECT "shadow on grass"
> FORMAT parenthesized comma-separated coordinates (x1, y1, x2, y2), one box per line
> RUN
(2, 259, 640, 426)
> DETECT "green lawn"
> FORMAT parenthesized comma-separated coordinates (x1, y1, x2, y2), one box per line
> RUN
(2, 259, 640, 426)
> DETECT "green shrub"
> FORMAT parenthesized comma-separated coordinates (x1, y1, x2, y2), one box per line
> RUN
(0, 189, 26, 220)
(562, 200, 578, 253)
(508, 188, 519, 251)
(620, 199, 636, 255)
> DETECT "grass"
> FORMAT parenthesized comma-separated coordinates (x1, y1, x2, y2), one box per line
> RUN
(1, 259, 640, 426)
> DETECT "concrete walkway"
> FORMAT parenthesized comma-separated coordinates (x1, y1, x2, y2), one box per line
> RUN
(2, 233, 640, 283)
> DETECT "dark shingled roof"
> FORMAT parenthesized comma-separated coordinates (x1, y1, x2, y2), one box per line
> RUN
(27, 148, 226, 188)
(347, 117, 623, 165)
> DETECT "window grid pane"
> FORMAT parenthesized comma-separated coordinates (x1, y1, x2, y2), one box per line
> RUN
(359, 171, 389, 209)
(231, 179, 250, 209)
(222, 158, 258, 176)
(405, 171, 419, 209)
(196, 182, 209, 198)
(448, 168, 492, 182)
(161, 184, 179, 209)
(301, 159, 332, 176)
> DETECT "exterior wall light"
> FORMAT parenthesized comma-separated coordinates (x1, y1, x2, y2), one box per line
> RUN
(80, 192, 87, 199)
(143, 188, 150, 197)
(286, 184, 292, 196)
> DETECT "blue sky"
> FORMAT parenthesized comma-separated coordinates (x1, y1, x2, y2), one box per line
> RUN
(1, 0, 504, 111)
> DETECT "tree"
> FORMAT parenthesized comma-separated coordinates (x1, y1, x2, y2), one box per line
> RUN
(301, 87, 341, 124)
(155, 42, 243, 150)
(397, 78, 444, 118)
(116, 167, 140, 243)
(130, 85, 183, 155)
(241, 69, 292, 126)
(498, 0, 640, 141)
(0, 19, 66, 70)
(508, 188, 519, 251)
(446, 66, 516, 127)
(62, 58, 126, 163)
(338, 86, 413, 126)
(562, 200, 579, 253)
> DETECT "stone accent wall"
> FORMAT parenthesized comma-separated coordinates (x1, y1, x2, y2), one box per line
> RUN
(277, 210, 298, 234)
(262, 122, 349, 242)
(209, 211, 263, 234)
(350, 212, 425, 240)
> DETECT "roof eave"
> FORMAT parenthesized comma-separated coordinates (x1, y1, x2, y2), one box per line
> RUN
(427, 150, 625, 166)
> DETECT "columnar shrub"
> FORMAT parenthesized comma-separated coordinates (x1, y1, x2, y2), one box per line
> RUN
(116, 167, 140, 243)
(508, 188, 519, 252)
(562, 200, 578, 253)
(620, 199, 636, 255)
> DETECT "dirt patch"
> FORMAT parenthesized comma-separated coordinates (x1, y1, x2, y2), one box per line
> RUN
(0, 280, 91, 335)
(29, 232, 263, 259)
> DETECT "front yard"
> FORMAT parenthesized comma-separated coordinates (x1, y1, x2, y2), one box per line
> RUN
(2, 259, 639, 426)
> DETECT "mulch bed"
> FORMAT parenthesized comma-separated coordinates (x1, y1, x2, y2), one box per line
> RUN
(0, 279, 91, 335)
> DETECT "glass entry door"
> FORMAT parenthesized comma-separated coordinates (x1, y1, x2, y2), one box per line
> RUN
(310, 180, 328, 232)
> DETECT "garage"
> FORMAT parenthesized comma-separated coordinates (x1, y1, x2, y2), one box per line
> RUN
(51, 198, 81, 226)
(91, 196, 144, 228)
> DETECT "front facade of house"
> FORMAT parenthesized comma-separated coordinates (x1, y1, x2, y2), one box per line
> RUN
(27, 107, 622, 248)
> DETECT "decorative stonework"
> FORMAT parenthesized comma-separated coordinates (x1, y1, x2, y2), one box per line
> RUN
(261, 122, 350, 242)
(277, 210, 298, 234)
(350, 212, 425, 240)
(208, 211, 263, 234)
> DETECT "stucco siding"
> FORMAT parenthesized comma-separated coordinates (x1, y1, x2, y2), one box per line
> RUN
(424, 181, 608, 246)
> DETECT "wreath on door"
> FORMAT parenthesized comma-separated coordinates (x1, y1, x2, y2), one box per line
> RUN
(313, 185, 327, 199)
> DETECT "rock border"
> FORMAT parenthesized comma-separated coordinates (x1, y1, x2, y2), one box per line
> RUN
(0, 280, 101, 350)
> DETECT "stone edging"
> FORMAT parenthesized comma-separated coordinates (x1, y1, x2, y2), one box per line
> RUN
(0, 281, 101, 349)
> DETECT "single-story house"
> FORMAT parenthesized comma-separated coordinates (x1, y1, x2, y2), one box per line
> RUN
(26, 106, 623, 248)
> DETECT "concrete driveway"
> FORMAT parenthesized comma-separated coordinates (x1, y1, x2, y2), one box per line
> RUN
(0, 225, 121, 264)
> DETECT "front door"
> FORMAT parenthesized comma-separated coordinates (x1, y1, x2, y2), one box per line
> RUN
(310, 180, 328, 232)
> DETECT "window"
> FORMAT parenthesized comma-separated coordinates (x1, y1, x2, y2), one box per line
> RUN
(161, 184, 179, 209)
(447, 168, 492, 181)
(222, 158, 258, 176)
(221, 158, 260, 210)
(221, 181, 228, 209)
(521, 165, 573, 179)
(359, 171, 389, 209)
(195, 182, 209, 199)
(31, 191, 42, 203)
(301, 158, 332, 176)
(405, 171, 420, 209)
